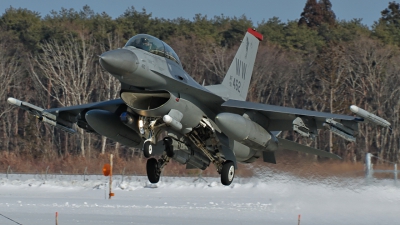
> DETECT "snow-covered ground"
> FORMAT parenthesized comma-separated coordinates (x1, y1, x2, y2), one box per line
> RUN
(0, 170, 399, 225)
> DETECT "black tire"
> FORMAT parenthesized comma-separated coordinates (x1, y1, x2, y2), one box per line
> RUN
(163, 137, 174, 158)
(143, 141, 152, 158)
(221, 161, 235, 186)
(146, 158, 160, 183)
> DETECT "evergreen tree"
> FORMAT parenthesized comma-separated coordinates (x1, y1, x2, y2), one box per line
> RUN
(0, 7, 42, 50)
(373, 1, 400, 45)
(320, 0, 336, 26)
(298, 0, 336, 28)
(380, 1, 400, 26)
(299, 0, 323, 28)
(116, 7, 153, 40)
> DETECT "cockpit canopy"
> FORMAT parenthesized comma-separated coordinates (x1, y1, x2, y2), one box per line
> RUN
(125, 34, 181, 66)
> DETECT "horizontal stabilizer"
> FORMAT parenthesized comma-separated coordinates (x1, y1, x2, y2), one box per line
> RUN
(277, 137, 341, 159)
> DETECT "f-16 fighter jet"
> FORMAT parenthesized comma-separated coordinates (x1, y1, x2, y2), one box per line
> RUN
(8, 28, 391, 185)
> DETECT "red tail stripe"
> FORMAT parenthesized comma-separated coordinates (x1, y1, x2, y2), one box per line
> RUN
(247, 28, 263, 41)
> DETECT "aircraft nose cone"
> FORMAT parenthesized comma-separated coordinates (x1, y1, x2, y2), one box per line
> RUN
(99, 49, 139, 76)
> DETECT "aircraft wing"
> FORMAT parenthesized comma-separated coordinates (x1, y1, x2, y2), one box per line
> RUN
(7, 98, 126, 134)
(220, 99, 386, 161)
(221, 99, 362, 131)
(222, 98, 391, 144)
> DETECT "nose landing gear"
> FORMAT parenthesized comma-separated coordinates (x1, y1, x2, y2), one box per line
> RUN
(143, 141, 153, 158)
(146, 137, 174, 184)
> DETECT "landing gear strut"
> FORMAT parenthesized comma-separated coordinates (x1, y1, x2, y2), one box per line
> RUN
(187, 132, 235, 185)
(163, 137, 174, 157)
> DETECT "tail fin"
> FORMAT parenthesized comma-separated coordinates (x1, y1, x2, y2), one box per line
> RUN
(207, 28, 262, 101)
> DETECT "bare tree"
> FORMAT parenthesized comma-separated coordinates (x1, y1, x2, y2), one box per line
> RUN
(0, 38, 23, 153)
(311, 43, 349, 153)
(345, 37, 399, 162)
(29, 33, 98, 157)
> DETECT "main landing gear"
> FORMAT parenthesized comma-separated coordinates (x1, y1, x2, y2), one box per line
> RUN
(144, 132, 236, 186)
(146, 159, 235, 186)
(187, 132, 235, 186)
(220, 161, 235, 186)
(146, 158, 160, 183)
(147, 157, 235, 185)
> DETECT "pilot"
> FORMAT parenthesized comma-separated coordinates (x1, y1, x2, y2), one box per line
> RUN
(140, 37, 151, 51)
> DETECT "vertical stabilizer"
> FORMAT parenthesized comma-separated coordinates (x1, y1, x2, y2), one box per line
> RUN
(208, 28, 262, 101)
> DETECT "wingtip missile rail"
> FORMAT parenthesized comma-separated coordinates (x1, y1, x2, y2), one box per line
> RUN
(7, 97, 76, 134)
(350, 105, 391, 129)
(8, 97, 44, 117)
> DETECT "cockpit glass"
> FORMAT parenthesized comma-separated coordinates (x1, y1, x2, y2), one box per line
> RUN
(125, 34, 165, 57)
(125, 34, 181, 66)
(163, 42, 181, 65)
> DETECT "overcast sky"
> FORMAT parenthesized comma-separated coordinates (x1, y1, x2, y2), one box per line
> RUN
(0, 0, 391, 27)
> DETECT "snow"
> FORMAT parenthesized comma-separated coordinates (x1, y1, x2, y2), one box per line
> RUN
(0, 171, 399, 225)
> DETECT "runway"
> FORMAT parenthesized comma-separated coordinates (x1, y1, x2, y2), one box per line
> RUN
(0, 172, 399, 225)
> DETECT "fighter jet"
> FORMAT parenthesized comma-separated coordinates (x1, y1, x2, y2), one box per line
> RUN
(7, 28, 391, 185)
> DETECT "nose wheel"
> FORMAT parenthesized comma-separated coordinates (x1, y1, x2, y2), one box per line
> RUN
(145, 137, 176, 184)
(143, 141, 153, 158)
(220, 161, 235, 186)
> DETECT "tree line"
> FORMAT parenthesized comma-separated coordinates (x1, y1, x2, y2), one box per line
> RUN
(1, 0, 400, 167)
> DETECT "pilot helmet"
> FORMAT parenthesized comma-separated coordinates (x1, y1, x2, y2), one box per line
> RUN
(141, 38, 149, 44)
